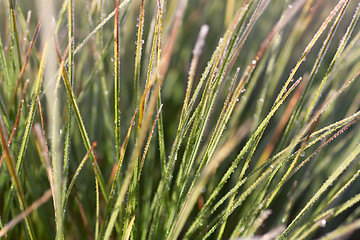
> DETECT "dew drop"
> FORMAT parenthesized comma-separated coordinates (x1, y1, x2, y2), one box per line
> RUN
(300, 150, 305, 157)
(241, 88, 246, 93)
(320, 219, 327, 227)
(288, 5, 293, 9)
(259, 98, 264, 102)
(251, 59, 257, 65)
(104, 90, 109, 95)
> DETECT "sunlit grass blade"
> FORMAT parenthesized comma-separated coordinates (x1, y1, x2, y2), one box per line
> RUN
(1, 0, 360, 238)
(169, 120, 252, 239)
(139, 104, 162, 177)
(294, 180, 360, 240)
(8, 0, 22, 81)
(59, 47, 108, 202)
(15, 41, 47, 171)
(74, 0, 130, 56)
(134, 0, 145, 108)
(0, 115, 36, 239)
(304, 1, 360, 123)
(8, 6, 43, 112)
(104, 0, 190, 231)
(98, 109, 137, 239)
(114, 0, 121, 165)
(94, 151, 100, 240)
(0, 79, 29, 167)
(279, 141, 360, 239)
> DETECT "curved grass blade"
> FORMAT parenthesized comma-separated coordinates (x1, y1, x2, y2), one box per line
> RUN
(59, 49, 109, 202)
(169, 120, 252, 239)
(74, 0, 130, 56)
(98, 109, 137, 240)
(62, 142, 97, 209)
(0, 189, 52, 238)
(303, 1, 360, 123)
(0, 116, 36, 239)
(104, 2, 187, 233)
(278, 142, 360, 239)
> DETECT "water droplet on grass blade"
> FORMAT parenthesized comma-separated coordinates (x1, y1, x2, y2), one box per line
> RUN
(320, 219, 327, 227)
(300, 150, 305, 157)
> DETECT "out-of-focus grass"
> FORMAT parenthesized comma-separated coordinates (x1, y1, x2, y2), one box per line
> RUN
(0, 0, 360, 239)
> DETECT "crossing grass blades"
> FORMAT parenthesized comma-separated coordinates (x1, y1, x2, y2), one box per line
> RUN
(0, 0, 360, 239)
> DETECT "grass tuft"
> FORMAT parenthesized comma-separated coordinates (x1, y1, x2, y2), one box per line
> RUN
(0, 0, 360, 239)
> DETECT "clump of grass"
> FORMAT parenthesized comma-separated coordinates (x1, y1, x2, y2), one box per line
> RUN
(0, 0, 360, 239)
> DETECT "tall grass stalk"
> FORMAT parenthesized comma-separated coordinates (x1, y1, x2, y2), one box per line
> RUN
(0, 0, 360, 239)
